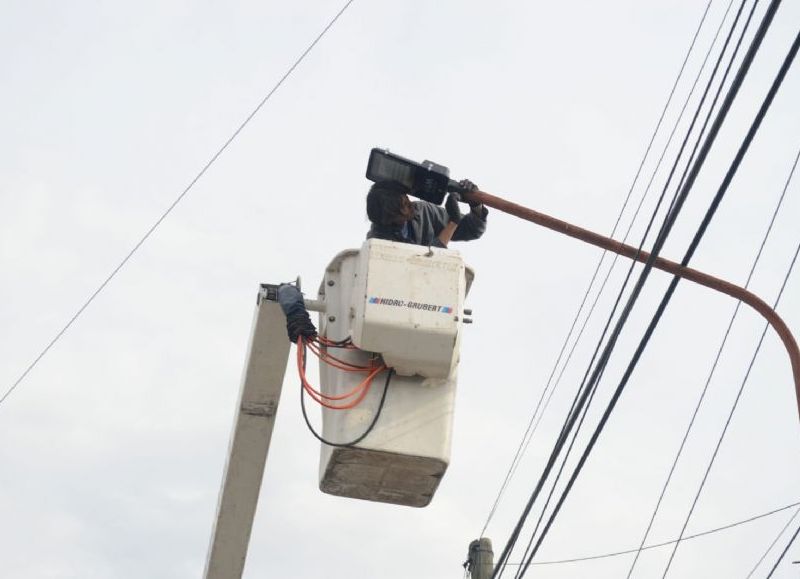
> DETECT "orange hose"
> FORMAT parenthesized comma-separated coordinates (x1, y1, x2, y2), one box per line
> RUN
(297, 338, 386, 410)
(306, 339, 374, 372)
(316, 336, 357, 349)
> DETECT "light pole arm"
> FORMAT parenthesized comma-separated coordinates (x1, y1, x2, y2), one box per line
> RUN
(468, 190, 800, 421)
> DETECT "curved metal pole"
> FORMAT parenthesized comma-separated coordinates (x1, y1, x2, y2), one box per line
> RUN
(467, 189, 800, 421)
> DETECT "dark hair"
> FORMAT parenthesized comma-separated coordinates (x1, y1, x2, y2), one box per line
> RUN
(366, 181, 414, 226)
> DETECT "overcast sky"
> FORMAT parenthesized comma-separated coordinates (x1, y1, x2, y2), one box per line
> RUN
(2, 1, 800, 578)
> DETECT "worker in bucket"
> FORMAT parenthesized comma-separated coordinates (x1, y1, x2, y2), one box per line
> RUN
(365, 179, 488, 248)
(278, 179, 487, 343)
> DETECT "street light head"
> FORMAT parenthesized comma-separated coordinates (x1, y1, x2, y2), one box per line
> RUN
(366, 148, 454, 205)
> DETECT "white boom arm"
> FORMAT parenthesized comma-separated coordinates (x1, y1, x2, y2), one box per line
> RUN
(203, 285, 291, 579)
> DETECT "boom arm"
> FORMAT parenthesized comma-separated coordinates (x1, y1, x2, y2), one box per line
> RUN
(203, 286, 291, 579)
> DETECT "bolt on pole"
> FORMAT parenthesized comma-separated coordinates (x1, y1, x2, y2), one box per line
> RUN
(466, 189, 800, 422)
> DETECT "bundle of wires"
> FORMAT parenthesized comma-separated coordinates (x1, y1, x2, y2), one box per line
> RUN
(297, 335, 394, 447)
(297, 335, 387, 410)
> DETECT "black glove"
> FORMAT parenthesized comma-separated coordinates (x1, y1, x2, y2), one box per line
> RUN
(445, 192, 462, 224)
(458, 179, 482, 209)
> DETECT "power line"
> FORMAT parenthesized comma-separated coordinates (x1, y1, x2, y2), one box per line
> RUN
(631, 140, 800, 577)
(478, 0, 716, 539)
(500, 500, 800, 567)
(493, 0, 766, 572)
(767, 522, 800, 578)
(526, 12, 796, 575)
(662, 204, 800, 576)
(660, 25, 800, 577)
(509, 0, 737, 515)
(490, 1, 759, 570)
(747, 506, 800, 578)
(511, 2, 756, 573)
(0, 0, 357, 410)
(513, 1, 791, 574)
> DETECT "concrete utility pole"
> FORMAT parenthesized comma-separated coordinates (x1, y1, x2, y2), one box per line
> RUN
(466, 538, 494, 579)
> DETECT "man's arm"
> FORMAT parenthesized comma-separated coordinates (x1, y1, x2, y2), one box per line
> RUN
(451, 179, 488, 242)
(412, 184, 486, 247)
(436, 221, 459, 247)
(435, 193, 465, 247)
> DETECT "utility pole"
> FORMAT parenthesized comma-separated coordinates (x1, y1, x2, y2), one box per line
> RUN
(466, 538, 494, 579)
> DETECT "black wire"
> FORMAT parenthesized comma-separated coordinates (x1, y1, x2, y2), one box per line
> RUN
(659, 0, 761, 232)
(515, 265, 638, 576)
(300, 345, 394, 448)
(0, 0, 358, 409)
(502, 500, 800, 567)
(514, 0, 753, 558)
(513, 1, 791, 574)
(496, 101, 694, 575)
(478, 0, 717, 539)
(494, 1, 758, 573)
(661, 25, 800, 575)
(512, 359, 611, 579)
(496, 127, 673, 577)
(631, 141, 800, 577)
(524, 11, 794, 574)
(491, 0, 735, 541)
(747, 506, 800, 578)
(662, 234, 800, 576)
(628, 0, 765, 568)
(766, 522, 800, 578)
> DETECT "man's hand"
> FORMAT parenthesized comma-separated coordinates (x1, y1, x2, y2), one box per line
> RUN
(458, 179, 484, 212)
(445, 192, 462, 224)
(458, 179, 478, 195)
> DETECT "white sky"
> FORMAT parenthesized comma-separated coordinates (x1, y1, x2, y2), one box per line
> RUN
(1, 1, 799, 578)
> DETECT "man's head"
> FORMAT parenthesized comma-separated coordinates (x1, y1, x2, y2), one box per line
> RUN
(366, 180, 415, 226)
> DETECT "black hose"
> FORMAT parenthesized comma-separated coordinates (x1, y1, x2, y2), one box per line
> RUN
(300, 362, 395, 448)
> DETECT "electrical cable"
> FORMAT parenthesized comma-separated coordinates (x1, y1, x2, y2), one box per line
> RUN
(306, 339, 374, 371)
(317, 335, 356, 348)
(662, 229, 800, 576)
(0, 0, 357, 409)
(485, 3, 743, 545)
(493, 1, 763, 573)
(659, 0, 761, 228)
(524, 13, 796, 575)
(766, 522, 800, 578)
(500, 500, 800, 567)
(746, 506, 800, 578)
(477, 0, 717, 539)
(297, 338, 385, 409)
(631, 142, 800, 577)
(512, 358, 613, 579)
(507, 2, 791, 574)
(296, 334, 394, 447)
(300, 366, 394, 448)
(512, 5, 756, 569)
(492, 7, 743, 579)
